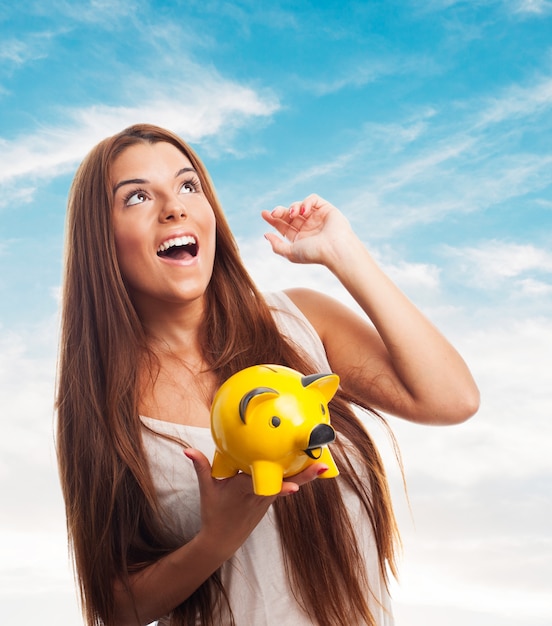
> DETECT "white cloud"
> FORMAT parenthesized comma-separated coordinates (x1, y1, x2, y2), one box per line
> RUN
(265, 73, 552, 237)
(418, 0, 552, 18)
(0, 65, 278, 191)
(377, 137, 477, 195)
(31, 0, 141, 24)
(350, 150, 551, 239)
(0, 35, 51, 66)
(511, 0, 552, 14)
(443, 240, 552, 291)
(382, 313, 552, 487)
(365, 86, 552, 227)
(372, 248, 442, 292)
(238, 235, 348, 298)
(299, 58, 400, 96)
(518, 277, 552, 295)
(0, 181, 36, 210)
(238, 234, 443, 308)
(382, 312, 552, 625)
(0, 316, 81, 617)
(475, 75, 552, 129)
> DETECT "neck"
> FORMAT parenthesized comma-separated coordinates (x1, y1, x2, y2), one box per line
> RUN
(136, 296, 206, 360)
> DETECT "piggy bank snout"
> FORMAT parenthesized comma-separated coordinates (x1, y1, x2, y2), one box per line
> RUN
(304, 423, 336, 459)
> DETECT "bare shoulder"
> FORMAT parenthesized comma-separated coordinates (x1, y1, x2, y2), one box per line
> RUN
(283, 287, 395, 412)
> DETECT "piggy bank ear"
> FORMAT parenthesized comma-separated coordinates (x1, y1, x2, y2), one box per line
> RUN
(301, 373, 340, 402)
(239, 387, 279, 423)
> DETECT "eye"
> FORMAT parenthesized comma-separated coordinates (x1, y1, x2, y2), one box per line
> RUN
(270, 416, 281, 428)
(179, 179, 200, 194)
(124, 190, 148, 207)
(321, 404, 326, 415)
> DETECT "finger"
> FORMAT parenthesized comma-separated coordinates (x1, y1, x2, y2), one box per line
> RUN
(288, 201, 304, 219)
(265, 205, 289, 221)
(267, 202, 308, 223)
(261, 209, 293, 236)
(277, 482, 300, 497)
(184, 448, 213, 488)
(261, 209, 287, 232)
(263, 233, 293, 258)
(299, 194, 327, 218)
(279, 464, 330, 496)
(288, 463, 330, 486)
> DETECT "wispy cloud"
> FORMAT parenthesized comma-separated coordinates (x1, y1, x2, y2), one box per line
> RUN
(330, 74, 552, 234)
(474, 75, 552, 129)
(0, 69, 279, 193)
(232, 71, 552, 239)
(511, 0, 552, 15)
(443, 240, 552, 291)
(0, 32, 57, 68)
(416, 0, 552, 17)
(298, 58, 403, 96)
(0, 183, 35, 210)
(29, 0, 142, 24)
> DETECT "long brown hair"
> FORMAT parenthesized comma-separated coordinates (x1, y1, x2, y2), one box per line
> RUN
(56, 124, 400, 626)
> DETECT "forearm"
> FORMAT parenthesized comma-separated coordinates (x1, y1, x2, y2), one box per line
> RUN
(325, 234, 479, 424)
(263, 195, 479, 424)
(113, 531, 230, 626)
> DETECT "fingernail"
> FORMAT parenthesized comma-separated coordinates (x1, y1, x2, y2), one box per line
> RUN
(317, 466, 329, 476)
(300, 205, 305, 215)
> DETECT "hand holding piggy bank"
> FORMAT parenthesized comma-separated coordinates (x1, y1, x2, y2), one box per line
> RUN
(210, 364, 340, 496)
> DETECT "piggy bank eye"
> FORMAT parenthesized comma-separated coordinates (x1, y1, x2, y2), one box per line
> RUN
(321, 404, 326, 415)
(270, 416, 281, 428)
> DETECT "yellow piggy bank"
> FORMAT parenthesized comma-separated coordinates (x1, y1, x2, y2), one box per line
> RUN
(210, 364, 340, 496)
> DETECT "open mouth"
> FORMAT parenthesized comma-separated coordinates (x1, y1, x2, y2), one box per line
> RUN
(157, 236, 198, 261)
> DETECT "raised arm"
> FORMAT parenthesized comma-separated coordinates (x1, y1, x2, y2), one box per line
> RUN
(262, 194, 479, 425)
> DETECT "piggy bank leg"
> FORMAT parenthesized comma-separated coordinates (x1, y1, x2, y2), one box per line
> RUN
(317, 449, 340, 479)
(250, 460, 285, 497)
(211, 451, 240, 479)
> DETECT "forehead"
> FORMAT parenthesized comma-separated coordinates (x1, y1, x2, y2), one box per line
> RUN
(110, 141, 194, 183)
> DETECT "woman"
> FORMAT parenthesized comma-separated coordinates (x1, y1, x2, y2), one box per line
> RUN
(56, 124, 479, 626)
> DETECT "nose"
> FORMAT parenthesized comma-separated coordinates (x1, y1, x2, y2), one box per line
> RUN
(159, 195, 187, 222)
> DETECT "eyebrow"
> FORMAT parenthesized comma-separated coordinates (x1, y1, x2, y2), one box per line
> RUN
(112, 167, 197, 195)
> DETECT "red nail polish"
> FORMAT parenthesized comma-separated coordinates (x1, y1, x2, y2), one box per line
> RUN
(317, 466, 329, 476)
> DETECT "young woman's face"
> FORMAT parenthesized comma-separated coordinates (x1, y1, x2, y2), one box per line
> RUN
(111, 141, 217, 316)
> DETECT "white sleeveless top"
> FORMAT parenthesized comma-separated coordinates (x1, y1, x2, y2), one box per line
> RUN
(141, 291, 394, 625)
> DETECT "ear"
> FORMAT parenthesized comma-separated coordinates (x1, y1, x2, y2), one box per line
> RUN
(301, 373, 340, 402)
(239, 387, 279, 423)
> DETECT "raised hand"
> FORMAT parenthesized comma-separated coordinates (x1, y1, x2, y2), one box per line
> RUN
(261, 193, 355, 266)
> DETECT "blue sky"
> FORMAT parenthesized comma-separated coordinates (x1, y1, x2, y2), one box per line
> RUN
(1, 1, 551, 624)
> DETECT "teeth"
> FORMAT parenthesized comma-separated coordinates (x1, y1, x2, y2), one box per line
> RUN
(157, 235, 196, 253)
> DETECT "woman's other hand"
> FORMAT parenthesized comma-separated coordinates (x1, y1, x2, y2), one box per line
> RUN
(262, 194, 354, 267)
(184, 448, 328, 560)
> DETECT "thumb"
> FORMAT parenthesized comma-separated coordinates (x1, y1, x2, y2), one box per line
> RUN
(264, 233, 292, 259)
(184, 448, 212, 485)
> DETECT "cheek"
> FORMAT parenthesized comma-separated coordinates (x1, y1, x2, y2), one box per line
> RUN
(113, 227, 144, 281)
(202, 212, 217, 251)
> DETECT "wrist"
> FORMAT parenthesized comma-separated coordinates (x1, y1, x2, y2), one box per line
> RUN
(324, 232, 375, 278)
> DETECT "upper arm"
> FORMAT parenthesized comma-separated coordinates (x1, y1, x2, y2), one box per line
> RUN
(284, 287, 416, 419)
